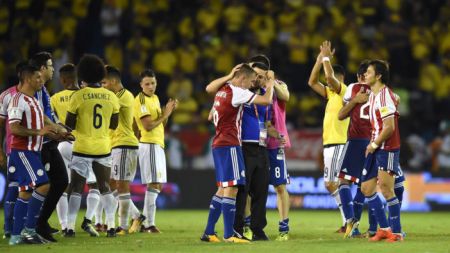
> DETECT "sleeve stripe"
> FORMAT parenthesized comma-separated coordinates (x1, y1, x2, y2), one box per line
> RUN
(139, 93, 145, 105)
(8, 118, 21, 123)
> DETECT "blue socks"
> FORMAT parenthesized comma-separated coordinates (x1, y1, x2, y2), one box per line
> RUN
(204, 195, 222, 235)
(367, 193, 389, 229)
(222, 197, 236, 239)
(338, 184, 354, 221)
(244, 215, 251, 227)
(25, 191, 46, 229)
(3, 185, 18, 234)
(387, 197, 402, 233)
(279, 218, 289, 232)
(394, 185, 404, 207)
(353, 187, 365, 221)
(12, 198, 28, 236)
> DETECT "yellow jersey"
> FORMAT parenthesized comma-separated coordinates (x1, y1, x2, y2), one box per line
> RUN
(111, 89, 139, 148)
(50, 89, 77, 125)
(68, 87, 120, 156)
(133, 92, 165, 148)
(323, 84, 349, 145)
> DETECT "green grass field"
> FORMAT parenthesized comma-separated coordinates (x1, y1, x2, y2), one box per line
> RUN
(0, 209, 449, 253)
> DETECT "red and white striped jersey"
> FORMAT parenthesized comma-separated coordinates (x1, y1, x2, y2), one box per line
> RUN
(343, 83, 371, 140)
(212, 83, 256, 147)
(0, 85, 20, 155)
(368, 86, 400, 150)
(7, 92, 45, 151)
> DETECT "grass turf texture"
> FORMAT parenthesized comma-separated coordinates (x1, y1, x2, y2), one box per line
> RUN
(0, 210, 449, 253)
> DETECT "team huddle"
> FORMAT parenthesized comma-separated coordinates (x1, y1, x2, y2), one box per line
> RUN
(201, 41, 404, 243)
(1, 53, 176, 245)
(0, 40, 404, 246)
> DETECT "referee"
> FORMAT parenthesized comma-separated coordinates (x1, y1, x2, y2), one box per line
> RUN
(234, 61, 272, 241)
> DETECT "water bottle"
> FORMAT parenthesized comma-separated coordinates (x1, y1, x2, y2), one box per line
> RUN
(277, 134, 285, 160)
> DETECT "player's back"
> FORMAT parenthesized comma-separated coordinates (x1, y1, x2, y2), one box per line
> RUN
(344, 83, 371, 140)
(69, 86, 119, 156)
(323, 84, 349, 145)
(50, 89, 77, 125)
(212, 83, 255, 147)
(369, 86, 400, 150)
(111, 89, 138, 148)
(0, 85, 20, 154)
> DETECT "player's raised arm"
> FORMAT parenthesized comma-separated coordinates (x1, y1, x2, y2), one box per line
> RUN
(320, 41, 341, 93)
(206, 63, 242, 94)
(269, 70, 289, 102)
(338, 87, 369, 120)
(308, 52, 327, 98)
(252, 76, 274, 106)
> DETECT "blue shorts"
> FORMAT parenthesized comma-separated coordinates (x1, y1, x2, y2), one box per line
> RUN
(212, 146, 246, 187)
(7, 150, 48, 191)
(268, 148, 289, 186)
(395, 166, 405, 188)
(361, 149, 401, 183)
(338, 139, 369, 184)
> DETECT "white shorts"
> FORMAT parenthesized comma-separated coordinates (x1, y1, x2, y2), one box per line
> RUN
(69, 154, 111, 184)
(323, 144, 345, 183)
(139, 143, 166, 184)
(111, 148, 138, 181)
(58, 141, 73, 182)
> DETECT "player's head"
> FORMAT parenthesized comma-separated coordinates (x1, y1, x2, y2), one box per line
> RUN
(357, 60, 370, 83)
(102, 65, 122, 91)
(59, 63, 77, 89)
(250, 62, 269, 89)
(16, 61, 28, 79)
(332, 64, 345, 83)
(140, 69, 157, 96)
(20, 64, 43, 92)
(29, 51, 53, 82)
(365, 60, 389, 86)
(234, 63, 258, 89)
(249, 54, 270, 70)
(77, 54, 106, 85)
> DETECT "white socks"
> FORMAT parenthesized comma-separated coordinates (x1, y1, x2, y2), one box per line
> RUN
(143, 188, 159, 227)
(129, 199, 140, 219)
(67, 193, 82, 230)
(332, 189, 346, 226)
(101, 192, 116, 230)
(56, 192, 68, 230)
(118, 193, 131, 229)
(85, 189, 100, 220)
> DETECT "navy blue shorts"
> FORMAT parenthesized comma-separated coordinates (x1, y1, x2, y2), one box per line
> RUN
(7, 150, 48, 191)
(361, 149, 401, 183)
(212, 146, 246, 187)
(338, 139, 369, 184)
(268, 148, 289, 186)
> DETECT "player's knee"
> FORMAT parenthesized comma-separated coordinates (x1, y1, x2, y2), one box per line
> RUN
(360, 184, 375, 197)
(97, 181, 111, 194)
(36, 183, 50, 196)
(117, 181, 129, 193)
(324, 181, 337, 193)
(379, 184, 394, 199)
(275, 185, 286, 195)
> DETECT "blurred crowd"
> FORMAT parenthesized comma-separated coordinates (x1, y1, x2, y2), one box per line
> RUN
(0, 0, 449, 171)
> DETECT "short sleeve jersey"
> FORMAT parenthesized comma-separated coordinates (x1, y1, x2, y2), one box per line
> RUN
(133, 92, 165, 148)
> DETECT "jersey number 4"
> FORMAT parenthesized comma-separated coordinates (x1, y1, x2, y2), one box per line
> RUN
(93, 104, 103, 129)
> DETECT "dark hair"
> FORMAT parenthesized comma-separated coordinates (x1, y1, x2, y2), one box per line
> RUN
(249, 54, 270, 69)
(332, 64, 345, 77)
(251, 62, 269, 71)
(235, 63, 257, 78)
(77, 54, 106, 83)
(59, 63, 76, 79)
(105, 65, 121, 80)
(20, 64, 40, 83)
(29, 51, 52, 69)
(140, 69, 155, 79)
(16, 61, 28, 77)
(357, 60, 370, 77)
(368, 59, 389, 84)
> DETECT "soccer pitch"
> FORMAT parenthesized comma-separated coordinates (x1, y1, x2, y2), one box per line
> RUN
(0, 210, 449, 253)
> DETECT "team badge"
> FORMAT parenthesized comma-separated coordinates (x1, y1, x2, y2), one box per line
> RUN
(37, 169, 44, 176)
(8, 166, 15, 173)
